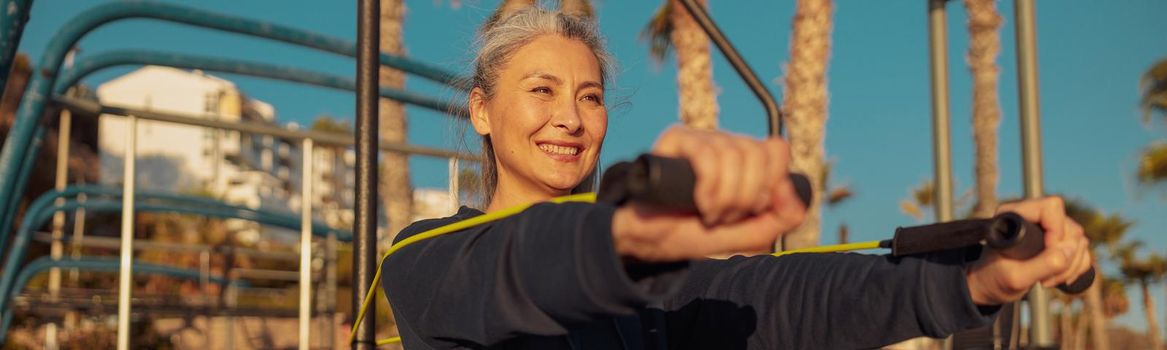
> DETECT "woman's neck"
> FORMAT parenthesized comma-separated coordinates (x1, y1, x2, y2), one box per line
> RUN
(485, 174, 569, 212)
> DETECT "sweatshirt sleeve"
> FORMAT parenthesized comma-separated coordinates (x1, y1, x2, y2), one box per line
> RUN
(659, 249, 998, 349)
(382, 202, 689, 348)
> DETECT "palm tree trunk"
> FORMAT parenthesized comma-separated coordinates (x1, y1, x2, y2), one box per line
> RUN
(1073, 309, 1089, 350)
(1060, 298, 1073, 348)
(1144, 280, 1163, 350)
(379, 0, 413, 244)
(962, 0, 1002, 219)
(1085, 259, 1112, 350)
(779, 0, 833, 250)
(669, 0, 718, 130)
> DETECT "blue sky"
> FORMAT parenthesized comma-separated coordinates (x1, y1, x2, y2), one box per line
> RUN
(16, 0, 1167, 332)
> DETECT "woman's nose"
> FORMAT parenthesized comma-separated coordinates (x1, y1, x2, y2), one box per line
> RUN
(550, 101, 583, 134)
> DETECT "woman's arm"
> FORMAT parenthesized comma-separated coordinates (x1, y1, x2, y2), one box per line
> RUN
(658, 251, 996, 350)
(382, 202, 688, 348)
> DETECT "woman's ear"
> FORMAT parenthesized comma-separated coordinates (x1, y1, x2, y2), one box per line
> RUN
(468, 87, 492, 136)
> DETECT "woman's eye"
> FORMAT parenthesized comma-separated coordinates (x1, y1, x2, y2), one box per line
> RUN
(582, 94, 603, 105)
(531, 87, 552, 95)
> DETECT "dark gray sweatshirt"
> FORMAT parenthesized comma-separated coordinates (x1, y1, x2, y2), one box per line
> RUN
(382, 202, 997, 349)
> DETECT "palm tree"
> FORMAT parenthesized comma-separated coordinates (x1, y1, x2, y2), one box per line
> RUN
(819, 161, 853, 244)
(1138, 143, 1167, 185)
(900, 180, 934, 222)
(962, 0, 1003, 219)
(779, 0, 834, 250)
(1138, 59, 1167, 188)
(642, 0, 719, 130)
(1139, 58, 1167, 125)
(1117, 244, 1167, 350)
(1067, 198, 1134, 350)
(380, 0, 413, 244)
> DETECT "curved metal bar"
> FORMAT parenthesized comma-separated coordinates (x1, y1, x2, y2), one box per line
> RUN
(0, 1, 467, 241)
(52, 96, 477, 161)
(0, 0, 33, 90)
(0, 184, 347, 261)
(676, 0, 783, 136)
(0, 256, 247, 343)
(54, 50, 466, 116)
(0, 126, 45, 261)
(0, 192, 354, 314)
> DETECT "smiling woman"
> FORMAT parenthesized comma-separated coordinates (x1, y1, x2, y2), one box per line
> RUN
(378, 3, 1093, 350)
(469, 34, 609, 211)
(467, 6, 616, 208)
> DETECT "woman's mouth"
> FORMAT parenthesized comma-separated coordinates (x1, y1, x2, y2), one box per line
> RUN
(537, 142, 582, 161)
(538, 143, 579, 155)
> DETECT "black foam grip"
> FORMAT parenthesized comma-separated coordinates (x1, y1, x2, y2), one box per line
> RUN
(989, 212, 1095, 294)
(622, 154, 812, 212)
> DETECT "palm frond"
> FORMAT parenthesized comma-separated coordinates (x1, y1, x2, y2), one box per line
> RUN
(1137, 142, 1167, 185)
(640, 1, 675, 64)
(912, 180, 935, 207)
(827, 186, 853, 206)
(900, 200, 923, 222)
(1139, 58, 1167, 124)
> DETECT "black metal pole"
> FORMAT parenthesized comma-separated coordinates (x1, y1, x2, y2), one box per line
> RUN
(675, 0, 784, 136)
(353, 0, 379, 348)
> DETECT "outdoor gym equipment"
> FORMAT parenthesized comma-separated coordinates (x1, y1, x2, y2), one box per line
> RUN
(600, 154, 1096, 295)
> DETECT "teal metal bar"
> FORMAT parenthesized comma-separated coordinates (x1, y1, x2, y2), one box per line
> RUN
(0, 1, 466, 246)
(0, 185, 349, 262)
(0, 126, 44, 259)
(0, 189, 354, 316)
(0, 256, 248, 343)
(0, 0, 32, 90)
(54, 50, 465, 115)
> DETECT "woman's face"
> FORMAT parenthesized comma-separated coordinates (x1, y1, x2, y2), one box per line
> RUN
(470, 34, 608, 196)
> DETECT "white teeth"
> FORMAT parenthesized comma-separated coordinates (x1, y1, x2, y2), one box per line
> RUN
(539, 144, 579, 156)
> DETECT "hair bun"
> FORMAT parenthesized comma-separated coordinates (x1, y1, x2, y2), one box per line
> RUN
(559, 0, 595, 20)
(481, 0, 538, 34)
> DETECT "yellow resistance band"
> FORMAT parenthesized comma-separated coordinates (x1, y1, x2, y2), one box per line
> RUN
(351, 192, 883, 346)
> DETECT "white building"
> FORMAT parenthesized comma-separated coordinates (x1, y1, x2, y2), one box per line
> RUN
(97, 65, 456, 244)
(98, 67, 306, 243)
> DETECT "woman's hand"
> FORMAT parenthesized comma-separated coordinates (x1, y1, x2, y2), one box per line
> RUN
(611, 125, 807, 262)
(965, 196, 1093, 305)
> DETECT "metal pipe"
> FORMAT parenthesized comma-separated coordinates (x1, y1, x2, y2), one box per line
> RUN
(353, 0, 379, 348)
(32, 231, 302, 261)
(115, 114, 137, 350)
(0, 0, 32, 90)
(54, 50, 465, 117)
(45, 97, 72, 350)
(0, 192, 353, 316)
(928, 0, 955, 224)
(299, 138, 314, 350)
(675, 0, 783, 136)
(0, 1, 467, 250)
(0, 256, 247, 344)
(52, 97, 477, 161)
(1014, 0, 1052, 346)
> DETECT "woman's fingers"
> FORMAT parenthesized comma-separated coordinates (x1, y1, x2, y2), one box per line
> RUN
(1053, 221, 1089, 285)
(651, 125, 793, 227)
(723, 136, 768, 224)
(998, 196, 1067, 245)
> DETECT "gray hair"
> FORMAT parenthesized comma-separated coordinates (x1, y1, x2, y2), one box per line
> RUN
(471, 6, 615, 205)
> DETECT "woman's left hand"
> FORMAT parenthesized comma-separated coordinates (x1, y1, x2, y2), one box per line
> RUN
(964, 196, 1093, 306)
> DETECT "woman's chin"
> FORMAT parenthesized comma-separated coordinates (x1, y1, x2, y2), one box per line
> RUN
(540, 176, 585, 193)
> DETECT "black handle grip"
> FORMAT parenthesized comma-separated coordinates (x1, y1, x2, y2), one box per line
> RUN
(603, 154, 812, 212)
(989, 212, 1096, 294)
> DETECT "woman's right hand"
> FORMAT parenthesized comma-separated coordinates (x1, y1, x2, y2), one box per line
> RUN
(611, 125, 807, 262)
